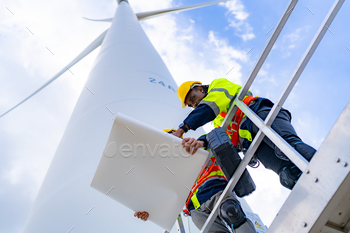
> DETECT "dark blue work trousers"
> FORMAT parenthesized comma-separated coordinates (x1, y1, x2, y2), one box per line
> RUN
(250, 110, 316, 182)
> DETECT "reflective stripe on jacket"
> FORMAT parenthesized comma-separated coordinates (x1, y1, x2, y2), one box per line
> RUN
(199, 78, 254, 145)
(183, 156, 226, 215)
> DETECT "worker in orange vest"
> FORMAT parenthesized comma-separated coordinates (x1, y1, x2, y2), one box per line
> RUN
(135, 129, 256, 233)
(172, 78, 316, 190)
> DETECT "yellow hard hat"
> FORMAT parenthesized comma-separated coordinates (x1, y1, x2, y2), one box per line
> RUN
(163, 128, 183, 138)
(177, 81, 202, 108)
(163, 128, 177, 133)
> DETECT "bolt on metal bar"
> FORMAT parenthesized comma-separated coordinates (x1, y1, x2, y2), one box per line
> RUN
(235, 99, 308, 171)
(221, 0, 299, 131)
(200, 131, 265, 233)
(176, 214, 186, 233)
(264, 0, 345, 128)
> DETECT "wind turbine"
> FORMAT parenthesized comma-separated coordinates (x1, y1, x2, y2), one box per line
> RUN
(0, 0, 256, 232)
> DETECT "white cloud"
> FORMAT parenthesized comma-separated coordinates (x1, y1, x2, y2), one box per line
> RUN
(140, 11, 249, 87)
(278, 26, 311, 58)
(0, 0, 110, 188)
(0, 0, 115, 231)
(220, 0, 255, 41)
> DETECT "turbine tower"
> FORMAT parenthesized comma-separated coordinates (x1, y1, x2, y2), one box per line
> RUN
(7, 1, 252, 232)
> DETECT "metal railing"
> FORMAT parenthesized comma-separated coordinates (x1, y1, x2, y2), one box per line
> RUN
(199, 0, 345, 232)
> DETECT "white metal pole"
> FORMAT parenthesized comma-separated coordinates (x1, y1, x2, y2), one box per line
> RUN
(221, 0, 299, 131)
(235, 100, 309, 171)
(264, 0, 345, 127)
(200, 0, 300, 232)
(176, 214, 186, 233)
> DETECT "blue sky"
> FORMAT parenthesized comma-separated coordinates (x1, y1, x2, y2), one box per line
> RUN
(0, 0, 349, 232)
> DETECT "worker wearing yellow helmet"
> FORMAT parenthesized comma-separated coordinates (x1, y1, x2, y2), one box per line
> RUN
(172, 78, 316, 190)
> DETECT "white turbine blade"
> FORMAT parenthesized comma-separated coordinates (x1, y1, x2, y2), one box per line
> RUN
(83, 0, 231, 22)
(0, 29, 108, 118)
(83, 17, 113, 22)
(136, 0, 231, 21)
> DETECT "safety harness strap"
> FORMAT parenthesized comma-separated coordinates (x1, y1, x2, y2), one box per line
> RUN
(183, 157, 226, 215)
(220, 96, 260, 146)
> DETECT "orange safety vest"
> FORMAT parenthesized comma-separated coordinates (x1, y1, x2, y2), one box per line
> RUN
(220, 96, 260, 146)
(183, 157, 227, 215)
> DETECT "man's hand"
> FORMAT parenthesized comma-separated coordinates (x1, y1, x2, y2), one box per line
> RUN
(182, 138, 204, 155)
(134, 211, 149, 221)
(172, 128, 185, 138)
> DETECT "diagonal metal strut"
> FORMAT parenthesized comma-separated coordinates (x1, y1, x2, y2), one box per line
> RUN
(200, 0, 299, 232)
(200, 0, 345, 232)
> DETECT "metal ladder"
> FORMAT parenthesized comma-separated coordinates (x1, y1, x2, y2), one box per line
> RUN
(197, 0, 348, 232)
(163, 214, 186, 233)
(165, 0, 347, 232)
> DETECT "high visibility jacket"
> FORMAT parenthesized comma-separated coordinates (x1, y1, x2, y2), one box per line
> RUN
(201, 78, 257, 146)
(183, 156, 226, 215)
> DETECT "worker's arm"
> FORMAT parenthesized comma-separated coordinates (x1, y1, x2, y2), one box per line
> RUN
(172, 126, 186, 138)
(172, 104, 216, 138)
(134, 211, 149, 221)
(184, 104, 216, 130)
